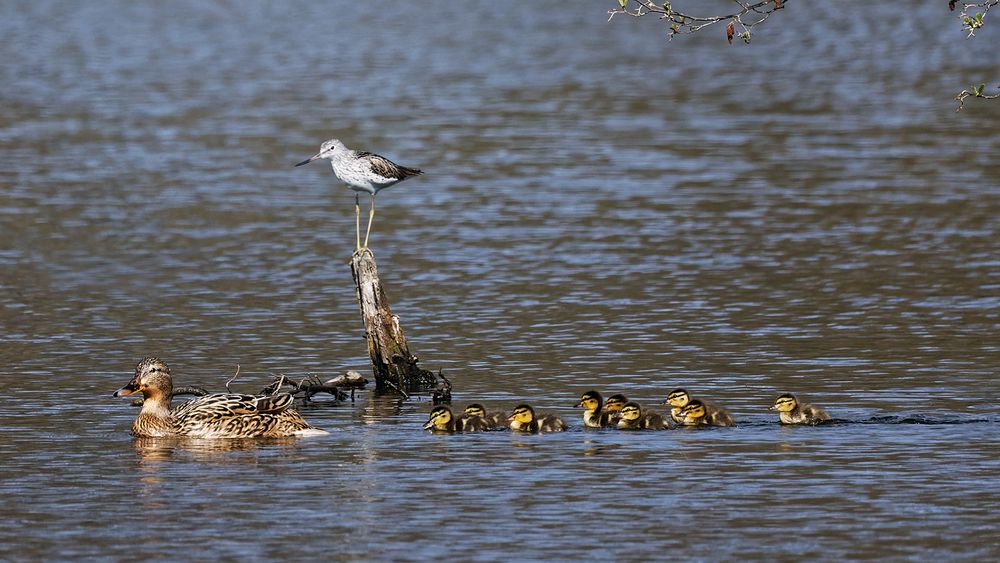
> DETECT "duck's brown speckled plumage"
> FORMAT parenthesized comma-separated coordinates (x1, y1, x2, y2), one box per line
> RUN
(114, 357, 327, 438)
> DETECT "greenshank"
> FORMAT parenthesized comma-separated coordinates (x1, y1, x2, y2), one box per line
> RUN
(295, 139, 423, 254)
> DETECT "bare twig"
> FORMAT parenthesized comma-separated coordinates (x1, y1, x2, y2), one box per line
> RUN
(225, 364, 240, 393)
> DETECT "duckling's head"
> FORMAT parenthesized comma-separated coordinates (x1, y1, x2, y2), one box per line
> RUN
(771, 393, 799, 412)
(463, 403, 488, 418)
(113, 357, 172, 399)
(664, 388, 690, 408)
(678, 399, 707, 423)
(424, 405, 454, 430)
(604, 394, 628, 412)
(619, 401, 642, 422)
(509, 404, 536, 425)
(575, 390, 603, 411)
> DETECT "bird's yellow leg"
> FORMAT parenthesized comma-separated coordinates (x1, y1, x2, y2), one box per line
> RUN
(355, 194, 361, 252)
(362, 194, 376, 251)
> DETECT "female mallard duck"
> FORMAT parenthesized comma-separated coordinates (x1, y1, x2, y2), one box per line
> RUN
(575, 390, 613, 428)
(462, 403, 507, 430)
(112, 357, 327, 438)
(617, 401, 671, 430)
(676, 399, 736, 427)
(770, 393, 831, 425)
(424, 405, 488, 433)
(508, 404, 567, 433)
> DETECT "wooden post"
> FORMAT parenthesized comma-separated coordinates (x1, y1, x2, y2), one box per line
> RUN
(350, 251, 436, 394)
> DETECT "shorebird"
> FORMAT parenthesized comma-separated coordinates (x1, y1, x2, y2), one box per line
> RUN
(295, 139, 423, 254)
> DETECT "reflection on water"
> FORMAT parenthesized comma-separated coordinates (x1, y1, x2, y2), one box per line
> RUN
(1, 0, 999, 560)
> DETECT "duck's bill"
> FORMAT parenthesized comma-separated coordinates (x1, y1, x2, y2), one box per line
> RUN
(113, 381, 142, 397)
(422, 421, 435, 430)
(294, 154, 320, 167)
(768, 406, 780, 411)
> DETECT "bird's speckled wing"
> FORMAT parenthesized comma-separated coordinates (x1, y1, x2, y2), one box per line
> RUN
(170, 393, 313, 437)
(357, 151, 422, 182)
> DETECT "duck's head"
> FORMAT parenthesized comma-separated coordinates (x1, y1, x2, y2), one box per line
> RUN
(603, 393, 628, 412)
(463, 403, 488, 419)
(424, 405, 454, 430)
(295, 138, 346, 166)
(113, 357, 172, 399)
(575, 390, 603, 412)
(509, 404, 536, 425)
(664, 388, 690, 408)
(619, 401, 643, 422)
(771, 393, 799, 412)
(677, 399, 707, 423)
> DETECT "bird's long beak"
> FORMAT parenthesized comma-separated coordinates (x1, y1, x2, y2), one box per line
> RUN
(294, 153, 321, 167)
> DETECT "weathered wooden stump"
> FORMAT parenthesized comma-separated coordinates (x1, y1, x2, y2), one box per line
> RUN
(350, 250, 436, 395)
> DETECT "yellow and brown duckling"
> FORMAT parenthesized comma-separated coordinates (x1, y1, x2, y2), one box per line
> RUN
(462, 403, 508, 430)
(663, 388, 732, 425)
(617, 401, 671, 430)
(770, 393, 831, 425)
(676, 399, 736, 427)
(424, 405, 489, 433)
(112, 357, 327, 438)
(663, 388, 693, 424)
(509, 404, 567, 433)
(575, 390, 614, 428)
(602, 393, 629, 422)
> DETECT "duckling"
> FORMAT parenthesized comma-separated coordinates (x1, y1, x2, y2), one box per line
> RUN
(663, 388, 692, 424)
(508, 404, 567, 433)
(617, 401, 671, 430)
(676, 399, 736, 427)
(770, 393, 831, 425)
(575, 390, 614, 428)
(112, 357, 327, 438)
(663, 388, 731, 425)
(462, 403, 507, 430)
(602, 393, 629, 423)
(424, 405, 488, 433)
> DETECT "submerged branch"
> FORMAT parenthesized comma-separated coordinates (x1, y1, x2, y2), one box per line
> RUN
(259, 371, 370, 402)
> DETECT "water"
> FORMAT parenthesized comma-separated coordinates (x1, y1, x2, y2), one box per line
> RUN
(1, 0, 999, 559)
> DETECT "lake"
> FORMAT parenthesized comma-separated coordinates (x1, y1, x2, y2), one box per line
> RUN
(1, 0, 999, 560)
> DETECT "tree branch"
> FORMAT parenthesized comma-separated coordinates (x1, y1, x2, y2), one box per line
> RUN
(607, 0, 787, 44)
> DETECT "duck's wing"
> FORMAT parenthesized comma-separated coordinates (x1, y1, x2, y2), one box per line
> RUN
(172, 392, 295, 418)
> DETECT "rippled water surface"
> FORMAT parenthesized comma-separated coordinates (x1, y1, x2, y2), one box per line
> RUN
(2, 1, 999, 560)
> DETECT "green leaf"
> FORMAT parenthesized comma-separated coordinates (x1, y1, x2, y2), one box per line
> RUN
(619, 0, 628, 8)
(974, 83, 986, 96)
